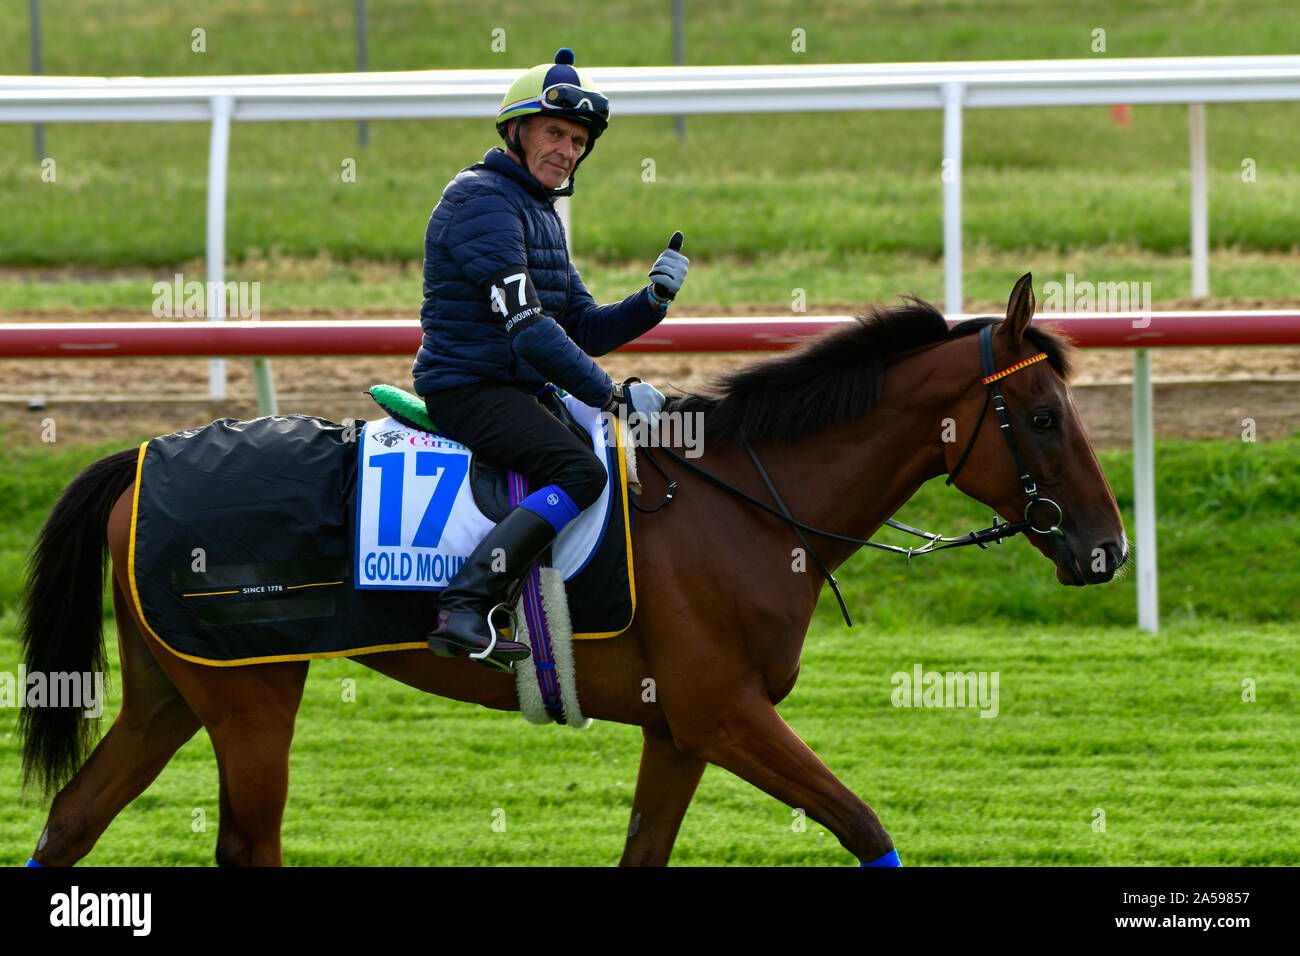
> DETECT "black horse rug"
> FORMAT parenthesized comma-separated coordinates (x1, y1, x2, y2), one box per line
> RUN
(126, 414, 634, 667)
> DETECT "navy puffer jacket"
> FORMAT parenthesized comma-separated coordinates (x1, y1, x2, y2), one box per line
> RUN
(413, 148, 665, 407)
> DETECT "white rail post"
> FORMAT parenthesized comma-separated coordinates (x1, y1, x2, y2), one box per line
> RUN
(1133, 348, 1159, 632)
(29, 0, 43, 162)
(253, 358, 278, 416)
(556, 194, 572, 257)
(942, 82, 964, 314)
(206, 94, 233, 401)
(1189, 103, 1208, 298)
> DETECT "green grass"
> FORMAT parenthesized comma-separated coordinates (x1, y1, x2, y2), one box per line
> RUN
(0, 618, 1294, 867)
(1, 0, 1299, 283)
(0, 433, 1297, 865)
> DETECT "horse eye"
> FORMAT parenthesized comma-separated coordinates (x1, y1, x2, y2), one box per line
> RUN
(1033, 412, 1055, 429)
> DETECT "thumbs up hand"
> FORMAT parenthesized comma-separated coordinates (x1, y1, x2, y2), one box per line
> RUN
(648, 231, 688, 305)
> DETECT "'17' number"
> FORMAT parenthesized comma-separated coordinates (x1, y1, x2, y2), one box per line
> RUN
(368, 451, 468, 548)
(489, 272, 527, 314)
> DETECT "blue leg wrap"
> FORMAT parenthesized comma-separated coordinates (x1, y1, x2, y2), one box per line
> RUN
(860, 849, 901, 867)
(518, 484, 581, 533)
(25, 858, 42, 867)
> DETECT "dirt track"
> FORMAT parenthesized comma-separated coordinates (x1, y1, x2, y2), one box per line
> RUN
(3, 305, 1299, 448)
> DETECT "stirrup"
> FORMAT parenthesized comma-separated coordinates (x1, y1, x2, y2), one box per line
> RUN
(467, 602, 519, 672)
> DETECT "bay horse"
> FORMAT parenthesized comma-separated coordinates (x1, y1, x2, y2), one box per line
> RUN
(17, 274, 1126, 866)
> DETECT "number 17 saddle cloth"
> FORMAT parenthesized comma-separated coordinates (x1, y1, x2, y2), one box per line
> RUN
(126, 401, 636, 670)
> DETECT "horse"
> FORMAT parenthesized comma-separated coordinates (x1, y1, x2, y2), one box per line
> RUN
(17, 273, 1127, 866)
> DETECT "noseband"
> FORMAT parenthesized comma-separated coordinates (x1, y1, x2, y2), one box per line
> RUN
(632, 322, 1065, 626)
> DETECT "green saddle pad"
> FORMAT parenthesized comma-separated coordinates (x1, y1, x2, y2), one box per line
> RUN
(366, 384, 437, 433)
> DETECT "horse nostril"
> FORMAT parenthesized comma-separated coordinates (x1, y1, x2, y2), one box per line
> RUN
(1103, 541, 1127, 571)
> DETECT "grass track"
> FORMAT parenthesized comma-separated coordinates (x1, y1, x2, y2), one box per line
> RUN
(1, 615, 1294, 866)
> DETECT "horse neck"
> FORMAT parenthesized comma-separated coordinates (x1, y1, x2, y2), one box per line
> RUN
(737, 346, 963, 572)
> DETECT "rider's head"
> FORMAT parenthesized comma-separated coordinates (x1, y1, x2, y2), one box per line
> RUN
(496, 48, 609, 196)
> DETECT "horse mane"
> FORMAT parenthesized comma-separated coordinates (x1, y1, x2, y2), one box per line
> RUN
(665, 297, 1074, 445)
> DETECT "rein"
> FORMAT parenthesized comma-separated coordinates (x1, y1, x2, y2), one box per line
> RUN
(631, 324, 1060, 627)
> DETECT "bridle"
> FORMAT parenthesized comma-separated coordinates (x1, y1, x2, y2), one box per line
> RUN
(632, 323, 1067, 626)
(945, 323, 1064, 538)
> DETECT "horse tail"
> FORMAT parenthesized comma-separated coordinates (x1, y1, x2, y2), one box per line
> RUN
(19, 447, 140, 797)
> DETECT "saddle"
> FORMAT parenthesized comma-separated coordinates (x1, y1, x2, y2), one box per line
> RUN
(365, 384, 590, 522)
(362, 383, 636, 726)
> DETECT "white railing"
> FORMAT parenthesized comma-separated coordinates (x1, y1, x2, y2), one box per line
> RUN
(5, 56, 1300, 320)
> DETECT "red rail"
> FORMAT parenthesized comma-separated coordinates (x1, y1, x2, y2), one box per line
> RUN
(2, 312, 1300, 358)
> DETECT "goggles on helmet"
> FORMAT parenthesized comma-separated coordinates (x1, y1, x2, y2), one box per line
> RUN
(540, 83, 610, 121)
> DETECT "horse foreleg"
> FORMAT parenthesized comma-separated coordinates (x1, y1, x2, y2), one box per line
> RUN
(679, 690, 895, 865)
(618, 723, 707, 867)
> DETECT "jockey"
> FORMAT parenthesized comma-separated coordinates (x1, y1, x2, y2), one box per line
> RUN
(414, 48, 689, 669)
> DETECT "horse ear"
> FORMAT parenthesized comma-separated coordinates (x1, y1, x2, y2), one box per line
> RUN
(1005, 272, 1035, 345)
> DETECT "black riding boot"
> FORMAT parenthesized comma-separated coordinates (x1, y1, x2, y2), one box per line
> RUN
(427, 504, 557, 669)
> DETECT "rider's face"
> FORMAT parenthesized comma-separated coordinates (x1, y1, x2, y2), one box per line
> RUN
(514, 116, 589, 189)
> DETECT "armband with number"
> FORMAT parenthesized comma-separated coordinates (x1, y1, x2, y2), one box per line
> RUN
(486, 267, 545, 338)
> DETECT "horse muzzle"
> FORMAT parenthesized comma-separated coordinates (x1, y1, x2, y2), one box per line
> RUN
(1051, 534, 1127, 586)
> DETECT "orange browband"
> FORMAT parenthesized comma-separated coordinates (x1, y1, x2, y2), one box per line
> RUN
(982, 351, 1048, 385)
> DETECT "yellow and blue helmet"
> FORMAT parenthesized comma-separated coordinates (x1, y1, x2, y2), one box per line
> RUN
(496, 48, 609, 191)
(497, 48, 609, 139)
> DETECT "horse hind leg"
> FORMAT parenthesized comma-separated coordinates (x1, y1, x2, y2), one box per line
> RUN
(30, 579, 202, 865)
(186, 661, 307, 867)
(207, 699, 301, 868)
(120, 627, 306, 867)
